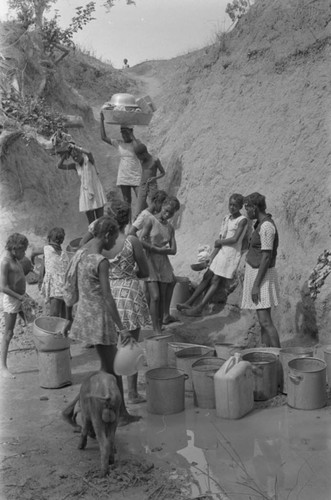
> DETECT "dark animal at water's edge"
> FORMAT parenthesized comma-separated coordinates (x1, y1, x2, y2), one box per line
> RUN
(78, 372, 122, 477)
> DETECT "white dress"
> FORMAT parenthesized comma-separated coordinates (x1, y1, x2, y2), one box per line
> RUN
(209, 214, 247, 279)
(75, 154, 106, 212)
(112, 140, 141, 186)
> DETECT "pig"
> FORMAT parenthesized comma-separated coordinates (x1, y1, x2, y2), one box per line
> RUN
(78, 371, 122, 477)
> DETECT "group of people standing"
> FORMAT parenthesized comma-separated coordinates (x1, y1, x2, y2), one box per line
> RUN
(0, 110, 280, 391)
(176, 191, 280, 348)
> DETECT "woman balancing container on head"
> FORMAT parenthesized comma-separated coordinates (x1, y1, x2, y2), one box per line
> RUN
(57, 143, 106, 224)
(100, 111, 141, 214)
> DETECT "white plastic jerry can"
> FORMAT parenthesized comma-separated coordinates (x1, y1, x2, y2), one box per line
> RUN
(214, 353, 254, 419)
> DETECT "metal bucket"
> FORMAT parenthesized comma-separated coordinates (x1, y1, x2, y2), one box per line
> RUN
(145, 334, 173, 369)
(191, 357, 226, 409)
(175, 346, 214, 392)
(242, 347, 282, 390)
(168, 342, 210, 367)
(242, 351, 278, 401)
(33, 317, 70, 352)
(214, 343, 245, 359)
(279, 347, 313, 394)
(169, 277, 191, 315)
(287, 357, 327, 410)
(38, 349, 72, 389)
(146, 367, 187, 415)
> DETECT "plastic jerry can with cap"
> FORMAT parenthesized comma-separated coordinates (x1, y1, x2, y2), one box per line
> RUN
(214, 352, 254, 419)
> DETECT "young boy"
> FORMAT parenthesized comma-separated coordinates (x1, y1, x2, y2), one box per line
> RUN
(0, 233, 29, 378)
(134, 143, 165, 218)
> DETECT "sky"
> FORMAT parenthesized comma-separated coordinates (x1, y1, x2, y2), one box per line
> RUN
(1, 0, 232, 68)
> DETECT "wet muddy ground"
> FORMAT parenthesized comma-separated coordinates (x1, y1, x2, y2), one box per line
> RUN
(1, 281, 331, 500)
(1, 324, 331, 500)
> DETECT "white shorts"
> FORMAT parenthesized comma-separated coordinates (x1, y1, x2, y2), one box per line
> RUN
(3, 294, 22, 314)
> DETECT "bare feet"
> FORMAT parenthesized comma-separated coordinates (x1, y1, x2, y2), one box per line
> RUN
(183, 307, 203, 317)
(128, 393, 146, 404)
(163, 315, 179, 325)
(1, 368, 16, 379)
(118, 413, 142, 427)
(176, 303, 191, 312)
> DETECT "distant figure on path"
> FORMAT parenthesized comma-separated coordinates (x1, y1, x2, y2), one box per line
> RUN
(122, 58, 130, 69)
(57, 144, 106, 224)
(134, 143, 165, 218)
(0, 233, 29, 378)
(100, 112, 141, 213)
(241, 192, 280, 347)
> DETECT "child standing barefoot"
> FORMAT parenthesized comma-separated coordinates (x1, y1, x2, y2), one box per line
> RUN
(134, 144, 165, 218)
(31, 227, 69, 317)
(0, 233, 29, 378)
(140, 197, 180, 334)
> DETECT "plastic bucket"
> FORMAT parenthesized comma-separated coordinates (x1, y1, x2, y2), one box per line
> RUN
(146, 367, 187, 415)
(242, 351, 278, 401)
(287, 357, 327, 410)
(170, 277, 191, 314)
(279, 347, 313, 394)
(175, 346, 214, 392)
(192, 357, 226, 409)
(33, 317, 70, 352)
(145, 334, 173, 369)
(168, 342, 210, 367)
(214, 343, 245, 359)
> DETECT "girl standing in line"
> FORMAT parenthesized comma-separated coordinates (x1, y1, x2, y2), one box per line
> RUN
(178, 194, 248, 316)
(31, 227, 69, 318)
(57, 144, 106, 223)
(62, 216, 141, 426)
(139, 197, 180, 334)
(104, 200, 150, 404)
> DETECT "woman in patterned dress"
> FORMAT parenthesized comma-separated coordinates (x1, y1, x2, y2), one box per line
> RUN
(178, 194, 248, 317)
(241, 192, 280, 347)
(63, 216, 141, 426)
(31, 227, 69, 318)
(104, 200, 150, 404)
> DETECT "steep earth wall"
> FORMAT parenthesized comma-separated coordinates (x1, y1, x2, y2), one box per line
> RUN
(2, 0, 331, 344)
(140, 0, 331, 343)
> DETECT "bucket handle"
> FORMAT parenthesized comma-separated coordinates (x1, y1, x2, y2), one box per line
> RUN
(289, 374, 303, 384)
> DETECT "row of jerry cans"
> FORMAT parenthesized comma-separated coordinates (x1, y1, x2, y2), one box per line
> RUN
(215, 353, 254, 419)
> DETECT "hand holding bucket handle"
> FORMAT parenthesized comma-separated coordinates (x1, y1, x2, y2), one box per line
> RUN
(119, 330, 134, 347)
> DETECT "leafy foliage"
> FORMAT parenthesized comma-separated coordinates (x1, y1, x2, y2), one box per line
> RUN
(42, 3, 96, 54)
(226, 0, 252, 23)
(2, 90, 66, 137)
